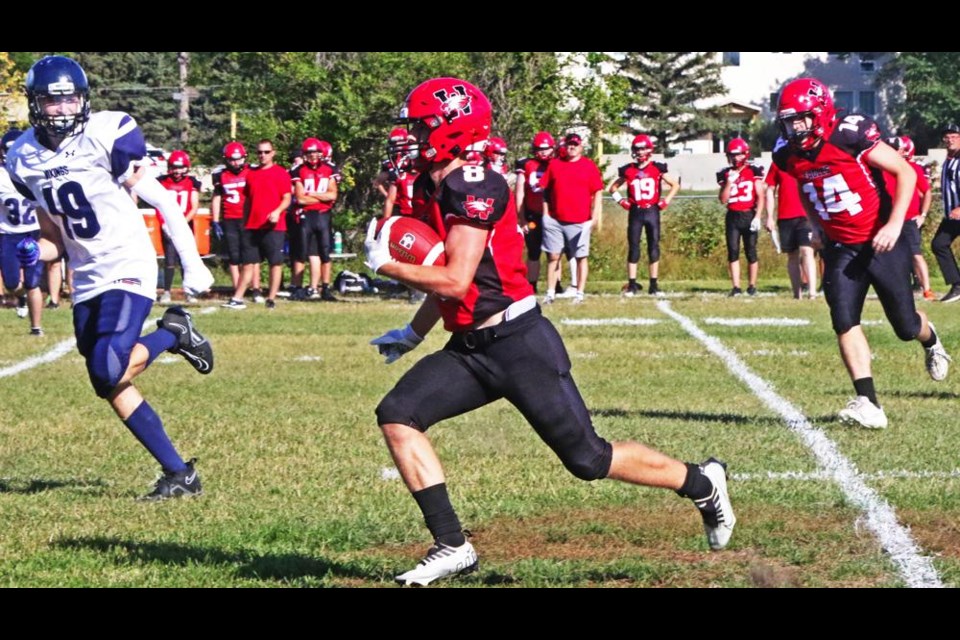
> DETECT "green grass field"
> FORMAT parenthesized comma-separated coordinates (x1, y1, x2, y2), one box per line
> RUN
(1, 285, 958, 587)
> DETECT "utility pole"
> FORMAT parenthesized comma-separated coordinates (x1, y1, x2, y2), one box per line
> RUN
(178, 52, 190, 146)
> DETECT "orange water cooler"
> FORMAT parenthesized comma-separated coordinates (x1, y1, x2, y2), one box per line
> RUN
(194, 208, 211, 256)
(142, 211, 164, 257)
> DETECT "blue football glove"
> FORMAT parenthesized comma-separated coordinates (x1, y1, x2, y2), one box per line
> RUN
(212, 221, 224, 240)
(16, 237, 40, 268)
(370, 323, 423, 364)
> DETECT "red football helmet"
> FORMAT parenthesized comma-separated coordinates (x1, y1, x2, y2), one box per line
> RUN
(398, 77, 491, 164)
(777, 77, 837, 151)
(388, 127, 409, 143)
(631, 134, 654, 159)
(168, 150, 190, 173)
(302, 137, 323, 154)
(315, 140, 333, 162)
(532, 131, 555, 158)
(726, 138, 750, 167)
(223, 141, 246, 161)
(899, 135, 916, 159)
(485, 136, 508, 162)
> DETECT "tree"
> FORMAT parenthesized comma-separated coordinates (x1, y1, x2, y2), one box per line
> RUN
(562, 52, 630, 163)
(877, 52, 960, 152)
(617, 52, 726, 154)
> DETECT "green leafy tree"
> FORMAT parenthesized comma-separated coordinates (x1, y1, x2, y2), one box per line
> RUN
(617, 52, 726, 154)
(877, 52, 960, 151)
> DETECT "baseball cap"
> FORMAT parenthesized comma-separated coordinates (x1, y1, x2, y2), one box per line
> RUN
(942, 123, 960, 135)
(564, 133, 583, 146)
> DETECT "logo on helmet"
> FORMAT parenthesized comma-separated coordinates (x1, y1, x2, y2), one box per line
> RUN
(433, 86, 472, 121)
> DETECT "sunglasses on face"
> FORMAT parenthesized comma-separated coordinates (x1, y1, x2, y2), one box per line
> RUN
(257, 150, 274, 155)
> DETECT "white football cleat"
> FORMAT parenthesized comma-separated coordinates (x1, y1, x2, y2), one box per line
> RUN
(838, 396, 888, 429)
(924, 322, 951, 382)
(395, 541, 478, 586)
(693, 458, 736, 551)
(15, 305, 28, 318)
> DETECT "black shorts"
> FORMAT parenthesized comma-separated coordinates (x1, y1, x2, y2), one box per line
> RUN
(376, 306, 613, 481)
(822, 237, 920, 340)
(523, 208, 543, 261)
(901, 219, 922, 256)
(286, 210, 306, 262)
(302, 211, 332, 261)
(222, 218, 244, 265)
(778, 217, 812, 254)
(241, 228, 285, 266)
(725, 210, 758, 263)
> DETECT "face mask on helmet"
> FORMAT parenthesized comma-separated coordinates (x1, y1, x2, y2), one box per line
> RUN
(726, 138, 750, 167)
(223, 142, 247, 172)
(631, 134, 654, 160)
(168, 150, 191, 178)
(397, 77, 492, 167)
(531, 131, 555, 160)
(777, 77, 836, 151)
(485, 137, 508, 165)
(26, 56, 91, 139)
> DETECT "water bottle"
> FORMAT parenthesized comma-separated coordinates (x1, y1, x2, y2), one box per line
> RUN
(333, 231, 343, 254)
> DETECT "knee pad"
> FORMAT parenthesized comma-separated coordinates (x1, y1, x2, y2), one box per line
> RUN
(376, 392, 424, 431)
(893, 313, 922, 342)
(727, 248, 741, 262)
(627, 243, 641, 264)
(558, 443, 612, 481)
(648, 244, 660, 264)
(87, 338, 130, 399)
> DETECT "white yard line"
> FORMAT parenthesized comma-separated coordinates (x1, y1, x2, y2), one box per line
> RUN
(704, 317, 810, 326)
(657, 300, 943, 589)
(0, 317, 159, 380)
(560, 318, 661, 326)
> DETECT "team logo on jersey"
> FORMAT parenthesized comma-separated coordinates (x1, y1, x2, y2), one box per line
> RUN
(432, 85, 472, 121)
(399, 232, 416, 250)
(463, 195, 495, 221)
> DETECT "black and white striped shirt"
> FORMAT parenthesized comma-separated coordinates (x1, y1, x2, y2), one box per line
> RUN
(942, 153, 960, 214)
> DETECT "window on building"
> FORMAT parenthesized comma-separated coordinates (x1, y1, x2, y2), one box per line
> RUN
(859, 91, 876, 117)
(834, 91, 854, 113)
(770, 92, 779, 110)
(860, 53, 876, 72)
(722, 52, 740, 66)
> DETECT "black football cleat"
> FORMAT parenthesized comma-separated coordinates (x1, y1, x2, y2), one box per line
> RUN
(138, 458, 203, 501)
(157, 306, 214, 374)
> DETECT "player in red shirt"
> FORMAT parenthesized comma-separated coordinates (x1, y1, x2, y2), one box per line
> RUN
(607, 134, 679, 296)
(717, 138, 765, 296)
(364, 77, 735, 586)
(156, 150, 201, 304)
(211, 141, 251, 291)
(514, 131, 554, 290)
(884, 136, 935, 301)
(222, 139, 291, 310)
(765, 162, 818, 299)
(292, 138, 339, 301)
(774, 77, 950, 429)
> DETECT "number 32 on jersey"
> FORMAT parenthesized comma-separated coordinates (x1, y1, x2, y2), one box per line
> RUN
(802, 174, 863, 220)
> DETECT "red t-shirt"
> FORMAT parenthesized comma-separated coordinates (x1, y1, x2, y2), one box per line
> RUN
(717, 164, 765, 212)
(423, 165, 532, 332)
(764, 162, 805, 220)
(290, 161, 338, 213)
(212, 166, 249, 220)
(541, 156, 604, 223)
(156, 174, 201, 225)
(882, 160, 930, 221)
(774, 114, 885, 244)
(244, 164, 292, 231)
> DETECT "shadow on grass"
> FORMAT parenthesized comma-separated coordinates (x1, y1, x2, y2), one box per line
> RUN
(0, 477, 107, 495)
(54, 536, 391, 583)
(883, 389, 960, 400)
(591, 407, 784, 427)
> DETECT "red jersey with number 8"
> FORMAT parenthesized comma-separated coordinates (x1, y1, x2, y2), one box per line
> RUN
(424, 164, 532, 332)
(774, 114, 888, 244)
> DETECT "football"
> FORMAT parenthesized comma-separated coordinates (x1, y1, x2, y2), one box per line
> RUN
(378, 216, 446, 266)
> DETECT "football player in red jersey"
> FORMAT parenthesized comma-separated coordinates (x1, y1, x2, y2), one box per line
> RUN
(364, 77, 736, 586)
(607, 133, 679, 296)
(717, 138, 765, 296)
(211, 141, 251, 291)
(774, 77, 950, 429)
(156, 150, 201, 303)
(514, 131, 555, 290)
(884, 136, 936, 301)
(765, 162, 818, 299)
(292, 137, 339, 301)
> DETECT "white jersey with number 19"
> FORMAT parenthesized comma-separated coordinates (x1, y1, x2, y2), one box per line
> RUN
(4, 111, 158, 304)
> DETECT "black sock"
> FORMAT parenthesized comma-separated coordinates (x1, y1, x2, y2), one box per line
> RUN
(676, 463, 713, 501)
(921, 326, 938, 349)
(412, 483, 465, 547)
(650, 278, 658, 288)
(629, 278, 637, 286)
(853, 377, 878, 407)
(321, 283, 329, 292)
(163, 267, 175, 291)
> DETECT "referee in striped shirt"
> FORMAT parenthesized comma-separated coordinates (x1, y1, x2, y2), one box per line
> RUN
(932, 123, 960, 303)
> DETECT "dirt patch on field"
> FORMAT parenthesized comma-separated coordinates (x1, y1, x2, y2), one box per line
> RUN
(898, 510, 960, 559)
